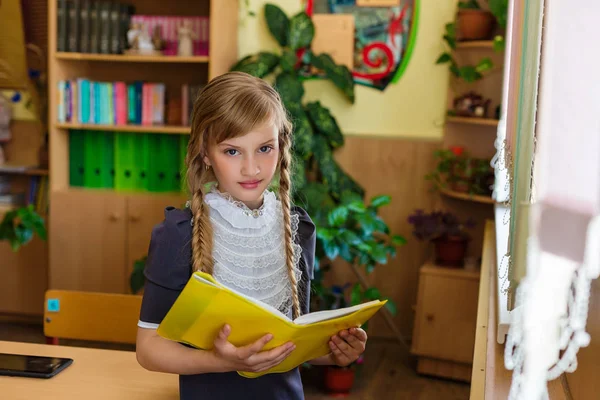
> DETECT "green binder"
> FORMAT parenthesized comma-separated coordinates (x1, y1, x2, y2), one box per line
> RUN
(69, 130, 85, 187)
(115, 132, 149, 191)
(148, 134, 179, 192)
(84, 130, 114, 188)
(179, 134, 189, 193)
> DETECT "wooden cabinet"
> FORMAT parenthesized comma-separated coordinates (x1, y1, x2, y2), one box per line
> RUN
(50, 190, 186, 294)
(125, 194, 187, 290)
(0, 237, 48, 315)
(411, 262, 480, 382)
(50, 190, 127, 293)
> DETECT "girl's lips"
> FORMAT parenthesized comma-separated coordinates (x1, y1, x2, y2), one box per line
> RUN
(239, 180, 262, 189)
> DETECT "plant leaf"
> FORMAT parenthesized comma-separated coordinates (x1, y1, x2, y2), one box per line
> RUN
(475, 57, 493, 73)
(323, 239, 339, 260)
(230, 52, 280, 78)
(339, 242, 354, 263)
(264, 3, 289, 47)
(328, 206, 349, 227)
(459, 65, 482, 82)
(288, 11, 314, 50)
(364, 287, 381, 300)
(392, 234, 407, 246)
(371, 244, 389, 265)
(305, 101, 344, 148)
(341, 230, 362, 245)
(493, 35, 505, 52)
(436, 52, 452, 64)
(280, 48, 297, 72)
(384, 298, 398, 315)
(311, 53, 355, 103)
(351, 284, 362, 306)
(370, 195, 391, 208)
(275, 72, 304, 103)
(285, 102, 313, 159)
(317, 227, 337, 241)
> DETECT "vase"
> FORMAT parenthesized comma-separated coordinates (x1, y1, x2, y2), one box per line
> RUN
(457, 10, 495, 41)
(433, 236, 468, 267)
(324, 366, 355, 397)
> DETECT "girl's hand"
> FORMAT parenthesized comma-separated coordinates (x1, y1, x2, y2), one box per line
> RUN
(329, 327, 368, 367)
(212, 324, 296, 373)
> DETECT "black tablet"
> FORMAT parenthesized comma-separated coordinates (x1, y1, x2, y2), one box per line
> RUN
(0, 352, 73, 379)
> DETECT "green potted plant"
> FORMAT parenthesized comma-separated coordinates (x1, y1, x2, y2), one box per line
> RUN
(0, 205, 47, 251)
(407, 209, 475, 267)
(309, 193, 405, 395)
(426, 146, 494, 196)
(436, 0, 508, 83)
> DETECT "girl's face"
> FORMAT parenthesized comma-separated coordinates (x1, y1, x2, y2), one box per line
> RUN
(204, 122, 280, 209)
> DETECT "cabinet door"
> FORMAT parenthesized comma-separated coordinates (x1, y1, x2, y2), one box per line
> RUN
(0, 237, 48, 315)
(412, 273, 479, 363)
(50, 190, 127, 293)
(125, 194, 187, 293)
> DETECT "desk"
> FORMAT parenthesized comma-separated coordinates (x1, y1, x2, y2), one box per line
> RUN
(0, 341, 179, 400)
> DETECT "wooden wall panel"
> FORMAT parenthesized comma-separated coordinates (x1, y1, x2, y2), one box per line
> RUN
(331, 136, 442, 340)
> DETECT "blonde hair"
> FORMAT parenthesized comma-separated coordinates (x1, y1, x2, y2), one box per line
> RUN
(185, 71, 301, 319)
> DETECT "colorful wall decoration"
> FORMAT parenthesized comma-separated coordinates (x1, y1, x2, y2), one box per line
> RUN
(307, 0, 419, 91)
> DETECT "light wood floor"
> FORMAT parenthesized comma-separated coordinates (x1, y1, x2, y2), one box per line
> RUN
(0, 321, 470, 399)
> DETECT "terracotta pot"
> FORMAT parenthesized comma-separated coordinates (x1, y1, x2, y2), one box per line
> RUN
(433, 236, 468, 267)
(457, 10, 495, 41)
(450, 180, 470, 193)
(324, 366, 355, 396)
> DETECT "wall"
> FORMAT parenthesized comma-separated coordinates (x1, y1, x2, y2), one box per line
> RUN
(238, 0, 457, 139)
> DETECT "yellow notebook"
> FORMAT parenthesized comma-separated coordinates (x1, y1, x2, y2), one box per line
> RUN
(157, 271, 386, 378)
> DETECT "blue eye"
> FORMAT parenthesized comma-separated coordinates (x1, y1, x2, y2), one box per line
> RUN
(225, 149, 239, 156)
(259, 146, 273, 153)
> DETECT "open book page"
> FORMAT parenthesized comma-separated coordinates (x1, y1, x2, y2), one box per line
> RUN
(293, 300, 382, 326)
(193, 273, 291, 322)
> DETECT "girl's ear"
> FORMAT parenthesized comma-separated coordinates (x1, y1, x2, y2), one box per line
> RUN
(203, 155, 211, 166)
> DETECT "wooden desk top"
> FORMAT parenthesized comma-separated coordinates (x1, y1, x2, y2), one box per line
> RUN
(0, 341, 178, 400)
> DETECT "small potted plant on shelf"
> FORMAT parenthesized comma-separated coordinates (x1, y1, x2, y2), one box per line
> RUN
(0, 204, 47, 251)
(426, 146, 494, 196)
(407, 209, 475, 267)
(456, 0, 495, 41)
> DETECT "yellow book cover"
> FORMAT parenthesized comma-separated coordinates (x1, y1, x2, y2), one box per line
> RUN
(157, 271, 386, 378)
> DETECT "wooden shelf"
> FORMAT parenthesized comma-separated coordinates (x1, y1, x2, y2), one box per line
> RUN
(55, 52, 209, 63)
(55, 123, 190, 134)
(439, 187, 496, 205)
(456, 40, 495, 49)
(0, 167, 49, 176)
(446, 116, 499, 126)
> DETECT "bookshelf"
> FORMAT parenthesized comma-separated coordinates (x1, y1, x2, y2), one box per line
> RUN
(55, 52, 210, 63)
(436, 38, 506, 263)
(47, 0, 239, 295)
(55, 122, 190, 134)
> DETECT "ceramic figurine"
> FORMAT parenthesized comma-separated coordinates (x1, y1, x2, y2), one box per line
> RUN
(177, 20, 197, 57)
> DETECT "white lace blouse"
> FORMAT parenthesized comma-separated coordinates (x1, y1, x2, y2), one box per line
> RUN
(201, 190, 303, 319)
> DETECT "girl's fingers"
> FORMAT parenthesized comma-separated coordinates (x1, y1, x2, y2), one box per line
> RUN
(332, 335, 351, 353)
(350, 327, 368, 342)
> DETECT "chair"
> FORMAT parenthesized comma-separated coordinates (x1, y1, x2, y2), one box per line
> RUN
(43, 290, 143, 345)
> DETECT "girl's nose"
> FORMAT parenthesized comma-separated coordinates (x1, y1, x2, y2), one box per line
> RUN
(241, 156, 260, 176)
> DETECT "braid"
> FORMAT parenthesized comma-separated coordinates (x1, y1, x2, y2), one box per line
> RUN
(279, 138, 301, 320)
(190, 188, 214, 274)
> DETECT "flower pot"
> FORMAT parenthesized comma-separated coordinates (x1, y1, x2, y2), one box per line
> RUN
(450, 180, 470, 193)
(324, 366, 355, 396)
(433, 236, 468, 267)
(457, 10, 495, 41)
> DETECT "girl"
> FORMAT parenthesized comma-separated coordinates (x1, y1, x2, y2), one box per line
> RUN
(136, 72, 368, 399)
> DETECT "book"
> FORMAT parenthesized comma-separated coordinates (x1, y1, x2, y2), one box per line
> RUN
(157, 271, 386, 379)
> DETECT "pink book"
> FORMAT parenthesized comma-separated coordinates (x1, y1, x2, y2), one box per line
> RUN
(181, 84, 189, 126)
(115, 82, 127, 125)
(142, 83, 152, 126)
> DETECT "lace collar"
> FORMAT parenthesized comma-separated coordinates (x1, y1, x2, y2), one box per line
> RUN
(202, 189, 279, 230)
